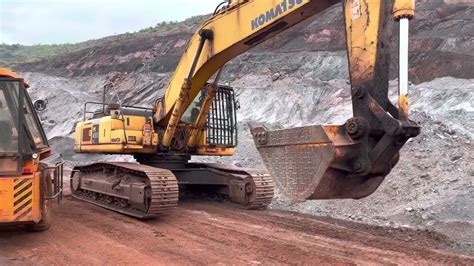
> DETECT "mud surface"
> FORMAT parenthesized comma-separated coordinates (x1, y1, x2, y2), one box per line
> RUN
(0, 191, 473, 265)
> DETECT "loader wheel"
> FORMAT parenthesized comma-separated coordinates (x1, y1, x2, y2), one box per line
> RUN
(26, 171, 53, 232)
(25, 200, 52, 232)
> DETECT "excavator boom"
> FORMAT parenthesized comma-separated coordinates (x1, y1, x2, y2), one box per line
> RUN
(155, 0, 339, 145)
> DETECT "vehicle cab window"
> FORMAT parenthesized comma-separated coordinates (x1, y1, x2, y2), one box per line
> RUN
(0, 79, 22, 175)
(0, 81, 19, 153)
(23, 93, 48, 149)
(181, 90, 205, 125)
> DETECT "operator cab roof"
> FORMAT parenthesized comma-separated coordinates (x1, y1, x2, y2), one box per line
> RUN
(0, 68, 30, 88)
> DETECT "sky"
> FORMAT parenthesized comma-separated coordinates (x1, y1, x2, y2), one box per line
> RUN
(0, 0, 219, 45)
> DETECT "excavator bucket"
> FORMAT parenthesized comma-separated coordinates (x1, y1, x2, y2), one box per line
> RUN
(250, 119, 413, 201)
(251, 125, 337, 201)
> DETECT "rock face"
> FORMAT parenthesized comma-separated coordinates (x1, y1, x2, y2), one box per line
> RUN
(16, 1, 474, 83)
(14, 0, 474, 255)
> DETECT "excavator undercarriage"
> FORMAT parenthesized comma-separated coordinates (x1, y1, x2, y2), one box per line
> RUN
(72, 162, 178, 218)
(135, 155, 274, 209)
(71, 157, 274, 217)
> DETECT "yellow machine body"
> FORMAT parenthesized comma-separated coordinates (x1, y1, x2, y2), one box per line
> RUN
(73, 0, 419, 206)
(0, 162, 43, 223)
(0, 68, 62, 230)
(75, 115, 158, 154)
(74, 114, 236, 156)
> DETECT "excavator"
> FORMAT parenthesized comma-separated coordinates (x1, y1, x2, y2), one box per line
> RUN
(0, 68, 63, 231)
(71, 0, 420, 218)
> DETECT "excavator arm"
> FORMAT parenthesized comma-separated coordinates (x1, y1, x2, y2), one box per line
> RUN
(251, 0, 420, 200)
(154, 0, 340, 146)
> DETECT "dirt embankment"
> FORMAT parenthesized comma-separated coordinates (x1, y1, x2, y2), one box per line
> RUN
(15, 1, 474, 84)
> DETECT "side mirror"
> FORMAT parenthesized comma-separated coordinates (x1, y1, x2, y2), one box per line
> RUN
(111, 109, 121, 119)
(107, 103, 121, 119)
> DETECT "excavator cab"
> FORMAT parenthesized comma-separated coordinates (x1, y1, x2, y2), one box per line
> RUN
(0, 69, 63, 231)
(181, 83, 238, 153)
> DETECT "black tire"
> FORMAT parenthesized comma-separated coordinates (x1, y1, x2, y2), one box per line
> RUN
(25, 171, 53, 232)
(25, 200, 51, 232)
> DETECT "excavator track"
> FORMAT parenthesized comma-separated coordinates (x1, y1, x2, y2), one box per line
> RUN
(71, 162, 178, 218)
(245, 171, 274, 209)
(182, 163, 275, 209)
(135, 158, 275, 210)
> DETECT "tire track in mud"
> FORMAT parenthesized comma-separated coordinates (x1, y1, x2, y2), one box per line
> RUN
(193, 201, 473, 264)
(1, 196, 473, 265)
(176, 203, 439, 264)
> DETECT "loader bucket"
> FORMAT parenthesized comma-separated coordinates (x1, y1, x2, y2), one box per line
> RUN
(250, 123, 387, 201)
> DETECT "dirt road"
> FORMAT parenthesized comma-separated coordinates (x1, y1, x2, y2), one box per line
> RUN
(1, 193, 472, 265)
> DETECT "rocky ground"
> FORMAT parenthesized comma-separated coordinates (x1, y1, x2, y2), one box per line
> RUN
(23, 72, 474, 255)
(9, 0, 474, 256)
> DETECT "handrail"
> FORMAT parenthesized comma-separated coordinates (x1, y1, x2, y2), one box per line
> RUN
(44, 161, 65, 204)
(82, 101, 153, 121)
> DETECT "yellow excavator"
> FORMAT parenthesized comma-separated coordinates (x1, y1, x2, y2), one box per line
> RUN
(71, 0, 419, 218)
(0, 68, 63, 231)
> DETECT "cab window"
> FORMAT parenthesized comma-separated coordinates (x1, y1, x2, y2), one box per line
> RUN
(181, 90, 205, 125)
(23, 95, 47, 149)
(0, 84, 19, 153)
